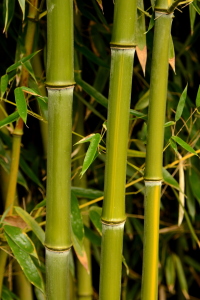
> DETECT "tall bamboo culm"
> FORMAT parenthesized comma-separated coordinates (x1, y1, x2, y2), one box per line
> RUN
(45, 0, 74, 299)
(141, 1, 173, 299)
(99, 1, 136, 299)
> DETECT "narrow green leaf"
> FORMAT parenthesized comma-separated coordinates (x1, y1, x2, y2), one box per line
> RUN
(192, 0, 200, 14)
(80, 133, 101, 177)
(89, 206, 102, 235)
(17, 170, 29, 191)
(72, 187, 103, 199)
(84, 225, 101, 246)
(164, 121, 175, 128)
(71, 229, 89, 272)
(146, 13, 154, 33)
(2, 285, 20, 300)
(134, 90, 149, 110)
(23, 61, 37, 82)
(20, 157, 44, 189)
(5, 233, 44, 292)
(173, 254, 189, 298)
(0, 111, 19, 129)
(169, 138, 178, 153)
(32, 199, 46, 212)
(14, 207, 45, 244)
(3, 0, 15, 33)
(175, 84, 188, 122)
(130, 109, 147, 120)
(75, 77, 108, 108)
(189, 4, 196, 34)
(36, 96, 48, 121)
(4, 225, 39, 259)
(1, 74, 8, 98)
(195, 85, 200, 107)
(184, 255, 200, 272)
(186, 173, 196, 220)
(163, 168, 180, 189)
(171, 136, 197, 156)
(188, 167, 200, 204)
(75, 41, 109, 69)
(71, 191, 84, 242)
(6, 50, 41, 73)
(14, 87, 27, 123)
(165, 255, 176, 293)
(17, 0, 25, 19)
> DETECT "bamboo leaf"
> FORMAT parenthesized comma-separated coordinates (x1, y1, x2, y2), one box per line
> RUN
(75, 77, 108, 108)
(136, 0, 147, 75)
(3, 225, 39, 260)
(175, 84, 188, 122)
(80, 133, 101, 177)
(71, 187, 103, 199)
(14, 87, 27, 123)
(0, 111, 20, 129)
(71, 230, 89, 272)
(5, 233, 45, 292)
(3, 0, 15, 33)
(195, 85, 200, 107)
(188, 167, 200, 204)
(173, 254, 189, 299)
(178, 153, 185, 226)
(14, 207, 45, 244)
(135, 90, 149, 110)
(185, 173, 196, 221)
(1, 74, 8, 98)
(163, 168, 180, 189)
(71, 191, 84, 242)
(20, 157, 44, 189)
(2, 285, 20, 300)
(89, 206, 102, 235)
(170, 138, 178, 153)
(17, 0, 25, 19)
(184, 255, 200, 272)
(192, 0, 200, 15)
(75, 41, 109, 69)
(164, 121, 175, 127)
(23, 60, 37, 82)
(84, 225, 101, 246)
(6, 50, 41, 73)
(146, 13, 154, 33)
(171, 136, 197, 156)
(189, 4, 196, 34)
(165, 255, 176, 293)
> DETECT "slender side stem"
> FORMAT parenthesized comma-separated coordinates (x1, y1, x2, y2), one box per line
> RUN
(74, 101, 93, 300)
(141, 1, 173, 299)
(45, 0, 74, 299)
(99, 0, 137, 299)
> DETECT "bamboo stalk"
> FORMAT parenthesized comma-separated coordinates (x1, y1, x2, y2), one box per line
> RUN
(45, 0, 74, 299)
(141, 1, 173, 299)
(99, 0, 137, 299)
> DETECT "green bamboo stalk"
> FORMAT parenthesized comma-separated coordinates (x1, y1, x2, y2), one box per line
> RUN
(141, 1, 173, 300)
(45, 0, 74, 299)
(99, 1, 137, 299)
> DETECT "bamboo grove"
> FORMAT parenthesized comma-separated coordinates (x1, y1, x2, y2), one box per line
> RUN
(1, 0, 200, 299)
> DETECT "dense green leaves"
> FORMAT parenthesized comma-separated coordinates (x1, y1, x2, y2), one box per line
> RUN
(14, 87, 27, 123)
(175, 84, 188, 122)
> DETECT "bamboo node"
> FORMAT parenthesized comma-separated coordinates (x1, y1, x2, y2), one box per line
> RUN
(44, 245, 71, 252)
(144, 180, 162, 186)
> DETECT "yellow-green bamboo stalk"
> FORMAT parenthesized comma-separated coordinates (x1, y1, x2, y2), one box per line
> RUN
(45, 0, 74, 299)
(99, 1, 137, 299)
(141, 1, 173, 299)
